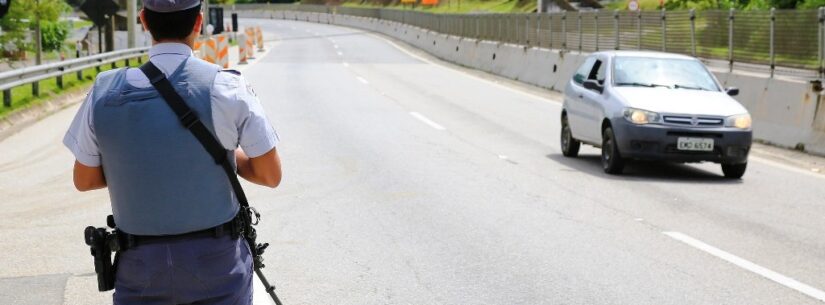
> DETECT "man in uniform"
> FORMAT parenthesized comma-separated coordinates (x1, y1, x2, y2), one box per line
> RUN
(63, 1, 282, 304)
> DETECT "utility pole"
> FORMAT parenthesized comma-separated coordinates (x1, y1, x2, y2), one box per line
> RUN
(203, 0, 210, 36)
(127, 0, 136, 48)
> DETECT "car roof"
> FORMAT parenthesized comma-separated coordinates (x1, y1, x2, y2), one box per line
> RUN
(592, 51, 697, 61)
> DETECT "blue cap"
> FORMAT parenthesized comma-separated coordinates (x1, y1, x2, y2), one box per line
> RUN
(144, 0, 201, 13)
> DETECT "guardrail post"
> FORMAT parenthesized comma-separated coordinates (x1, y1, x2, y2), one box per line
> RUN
(498, 14, 503, 42)
(637, 10, 642, 50)
(690, 9, 697, 57)
(32, 82, 39, 97)
(525, 14, 530, 45)
(549, 14, 554, 49)
(577, 11, 583, 52)
(614, 10, 619, 50)
(661, 8, 667, 52)
(57, 73, 64, 89)
(562, 11, 568, 50)
(595, 11, 600, 51)
(819, 7, 824, 78)
(770, 8, 775, 78)
(476, 15, 480, 39)
(728, 8, 735, 72)
(537, 14, 542, 48)
(3, 90, 10, 108)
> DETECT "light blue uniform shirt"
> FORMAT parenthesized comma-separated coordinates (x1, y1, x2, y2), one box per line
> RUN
(64, 43, 280, 167)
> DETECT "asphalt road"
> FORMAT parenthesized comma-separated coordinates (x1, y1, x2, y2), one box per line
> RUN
(1, 19, 825, 304)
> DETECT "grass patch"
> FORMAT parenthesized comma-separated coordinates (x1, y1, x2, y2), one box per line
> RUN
(0, 56, 149, 120)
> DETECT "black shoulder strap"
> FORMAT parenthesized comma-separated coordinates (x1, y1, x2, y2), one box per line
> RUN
(139, 61, 250, 208)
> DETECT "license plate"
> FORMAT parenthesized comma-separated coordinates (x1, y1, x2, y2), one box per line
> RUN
(677, 137, 714, 151)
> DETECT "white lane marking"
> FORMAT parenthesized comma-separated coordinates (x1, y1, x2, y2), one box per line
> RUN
(333, 44, 339, 49)
(498, 155, 508, 160)
(663, 231, 825, 302)
(356, 76, 369, 85)
(409, 112, 446, 131)
(342, 62, 350, 68)
(253, 274, 276, 305)
(337, 51, 343, 56)
(748, 155, 825, 180)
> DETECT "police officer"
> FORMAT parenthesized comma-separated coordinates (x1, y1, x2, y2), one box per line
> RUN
(63, 1, 282, 304)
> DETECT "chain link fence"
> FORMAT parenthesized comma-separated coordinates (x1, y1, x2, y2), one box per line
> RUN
(228, 4, 825, 78)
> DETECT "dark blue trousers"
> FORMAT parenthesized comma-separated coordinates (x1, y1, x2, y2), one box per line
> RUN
(113, 234, 253, 305)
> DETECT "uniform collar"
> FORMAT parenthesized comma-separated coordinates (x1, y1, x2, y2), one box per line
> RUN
(149, 43, 193, 58)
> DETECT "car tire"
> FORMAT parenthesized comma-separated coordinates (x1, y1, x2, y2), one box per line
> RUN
(721, 162, 747, 179)
(561, 115, 580, 157)
(601, 126, 625, 175)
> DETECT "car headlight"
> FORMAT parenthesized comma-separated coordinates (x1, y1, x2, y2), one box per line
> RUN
(623, 108, 660, 125)
(726, 114, 752, 129)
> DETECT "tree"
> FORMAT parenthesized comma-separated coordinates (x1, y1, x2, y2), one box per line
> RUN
(0, 0, 70, 57)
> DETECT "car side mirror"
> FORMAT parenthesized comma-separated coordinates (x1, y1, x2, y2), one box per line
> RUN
(583, 80, 604, 94)
(726, 87, 739, 96)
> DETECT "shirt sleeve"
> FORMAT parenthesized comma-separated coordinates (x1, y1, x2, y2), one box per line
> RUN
(63, 92, 101, 167)
(211, 71, 280, 158)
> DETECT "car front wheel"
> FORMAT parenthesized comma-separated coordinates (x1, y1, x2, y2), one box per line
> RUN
(561, 115, 580, 157)
(602, 126, 625, 175)
(721, 162, 747, 179)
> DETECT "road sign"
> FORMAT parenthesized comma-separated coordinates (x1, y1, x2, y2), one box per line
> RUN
(628, 0, 640, 11)
(80, 0, 120, 28)
(0, 0, 11, 19)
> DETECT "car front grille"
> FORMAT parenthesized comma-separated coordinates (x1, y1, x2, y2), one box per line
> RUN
(662, 115, 724, 127)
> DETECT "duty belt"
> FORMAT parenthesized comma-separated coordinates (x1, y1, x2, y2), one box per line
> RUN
(107, 213, 244, 252)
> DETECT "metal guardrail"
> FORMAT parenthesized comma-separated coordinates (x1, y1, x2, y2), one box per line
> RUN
(0, 47, 150, 108)
(225, 4, 824, 79)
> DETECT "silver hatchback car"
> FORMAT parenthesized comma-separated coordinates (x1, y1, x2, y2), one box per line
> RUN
(561, 51, 753, 178)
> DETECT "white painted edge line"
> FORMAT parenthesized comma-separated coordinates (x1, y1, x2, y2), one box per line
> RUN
(337, 51, 343, 56)
(663, 231, 825, 302)
(356, 76, 369, 85)
(409, 112, 446, 130)
(333, 44, 339, 49)
(342, 62, 350, 68)
(748, 155, 825, 180)
(368, 33, 561, 107)
(253, 273, 276, 305)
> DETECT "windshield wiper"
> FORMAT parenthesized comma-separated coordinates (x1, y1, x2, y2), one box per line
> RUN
(615, 82, 671, 89)
(673, 84, 710, 91)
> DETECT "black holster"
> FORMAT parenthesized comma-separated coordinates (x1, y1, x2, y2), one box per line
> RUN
(83, 224, 117, 291)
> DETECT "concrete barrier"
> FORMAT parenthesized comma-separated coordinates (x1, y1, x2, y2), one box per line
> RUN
(259, 11, 825, 156)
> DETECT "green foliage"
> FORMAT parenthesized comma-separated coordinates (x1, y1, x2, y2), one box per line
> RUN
(612, 0, 819, 10)
(798, 0, 825, 8)
(0, 0, 71, 54)
(40, 21, 68, 52)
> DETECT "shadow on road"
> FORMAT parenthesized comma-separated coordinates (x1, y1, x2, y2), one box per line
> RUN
(546, 153, 742, 184)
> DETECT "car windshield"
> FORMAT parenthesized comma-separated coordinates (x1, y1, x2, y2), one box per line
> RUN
(612, 57, 720, 92)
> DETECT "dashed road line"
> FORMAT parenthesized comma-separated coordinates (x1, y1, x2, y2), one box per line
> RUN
(409, 112, 446, 131)
(663, 231, 825, 303)
(356, 76, 369, 85)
